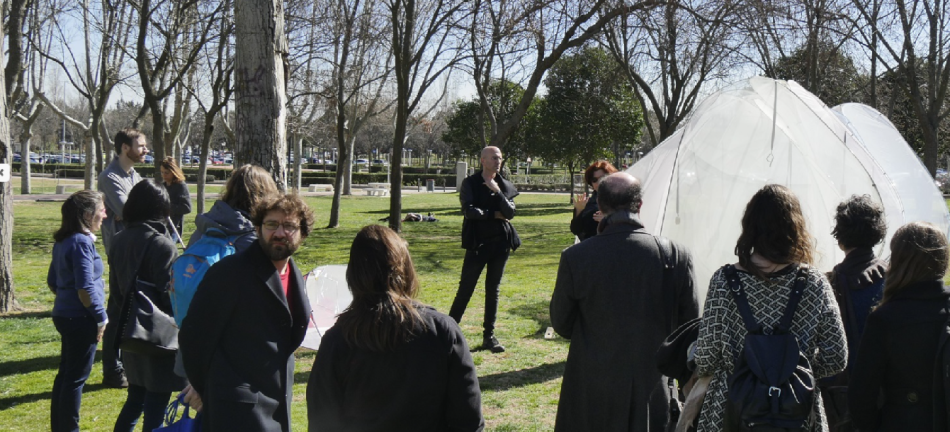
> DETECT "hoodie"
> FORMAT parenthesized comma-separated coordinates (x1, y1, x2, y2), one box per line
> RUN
(187, 200, 257, 253)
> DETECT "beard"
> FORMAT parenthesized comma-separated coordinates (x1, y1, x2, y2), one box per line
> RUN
(260, 235, 301, 262)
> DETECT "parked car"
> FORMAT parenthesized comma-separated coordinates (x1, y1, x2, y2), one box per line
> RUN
(12, 153, 21, 162)
(372, 159, 388, 166)
(354, 158, 369, 165)
(144, 155, 154, 164)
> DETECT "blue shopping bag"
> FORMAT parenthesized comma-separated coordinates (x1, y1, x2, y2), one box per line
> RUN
(153, 394, 201, 432)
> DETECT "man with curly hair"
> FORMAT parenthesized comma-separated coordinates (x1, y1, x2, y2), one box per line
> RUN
(180, 194, 314, 432)
(821, 194, 887, 431)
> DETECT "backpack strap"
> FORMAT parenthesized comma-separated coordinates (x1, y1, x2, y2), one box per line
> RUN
(724, 264, 763, 334)
(776, 266, 809, 333)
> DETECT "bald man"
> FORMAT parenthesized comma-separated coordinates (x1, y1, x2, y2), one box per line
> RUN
(449, 146, 520, 353)
(550, 173, 699, 431)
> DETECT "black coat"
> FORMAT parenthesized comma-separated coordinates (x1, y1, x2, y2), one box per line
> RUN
(849, 280, 950, 432)
(569, 191, 599, 241)
(460, 171, 520, 251)
(550, 214, 700, 432)
(179, 241, 311, 432)
(108, 220, 186, 393)
(306, 306, 484, 432)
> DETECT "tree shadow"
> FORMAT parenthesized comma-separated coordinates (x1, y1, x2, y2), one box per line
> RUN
(478, 361, 566, 392)
(0, 355, 61, 378)
(0, 383, 110, 410)
(2, 310, 52, 319)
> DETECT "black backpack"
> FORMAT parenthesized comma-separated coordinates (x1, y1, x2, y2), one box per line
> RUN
(723, 265, 817, 432)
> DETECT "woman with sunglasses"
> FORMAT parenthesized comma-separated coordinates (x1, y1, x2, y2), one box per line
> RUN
(571, 161, 618, 241)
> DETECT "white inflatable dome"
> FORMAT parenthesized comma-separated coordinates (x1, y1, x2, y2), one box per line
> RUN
(629, 77, 950, 303)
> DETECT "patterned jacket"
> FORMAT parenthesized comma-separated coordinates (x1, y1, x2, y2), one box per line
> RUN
(694, 264, 847, 432)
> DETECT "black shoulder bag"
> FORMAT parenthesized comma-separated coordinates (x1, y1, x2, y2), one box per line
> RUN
(654, 236, 684, 432)
(116, 235, 179, 357)
(723, 265, 816, 432)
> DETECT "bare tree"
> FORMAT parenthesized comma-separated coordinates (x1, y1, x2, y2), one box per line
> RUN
(134, 0, 223, 179)
(184, 0, 234, 214)
(462, 0, 665, 154)
(303, 0, 395, 227)
(603, 0, 741, 147)
(36, 0, 135, 189)
(386, 0, 469, 232)
(849, 0, 950, 175)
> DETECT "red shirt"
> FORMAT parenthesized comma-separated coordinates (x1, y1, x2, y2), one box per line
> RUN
(279, 265, 292, 310)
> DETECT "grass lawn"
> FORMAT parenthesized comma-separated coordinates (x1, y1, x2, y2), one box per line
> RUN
(1, 192, 575, 432)
(11, 177, 85, 195)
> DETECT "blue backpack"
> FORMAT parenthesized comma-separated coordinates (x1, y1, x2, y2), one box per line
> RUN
(169, 228, 245, 326)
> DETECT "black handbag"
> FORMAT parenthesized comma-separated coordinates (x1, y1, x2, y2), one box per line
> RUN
(116, 235, 179, 357)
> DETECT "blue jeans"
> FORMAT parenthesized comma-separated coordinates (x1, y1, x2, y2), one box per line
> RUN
(113, 385, 171, 432)
(449, 241, 510, 334)
(51, 316, 99, 432)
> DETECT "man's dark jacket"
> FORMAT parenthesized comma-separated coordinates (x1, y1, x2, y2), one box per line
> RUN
(180, 241, 311, 432)
(550, 212, 700, 432)
(460, 170, 520, 251)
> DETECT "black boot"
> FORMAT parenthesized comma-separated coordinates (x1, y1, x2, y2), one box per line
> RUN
(482, 332, 505, 353)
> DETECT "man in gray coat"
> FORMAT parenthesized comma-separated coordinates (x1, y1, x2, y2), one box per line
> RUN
(550, 172, 700, 432)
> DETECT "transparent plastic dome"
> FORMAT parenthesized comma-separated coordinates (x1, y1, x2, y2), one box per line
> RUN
(629, 77, 950, 304)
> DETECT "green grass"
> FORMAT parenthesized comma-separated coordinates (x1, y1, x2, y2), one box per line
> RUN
(11, 177, 86, 195)
(1, 192, 575, 431)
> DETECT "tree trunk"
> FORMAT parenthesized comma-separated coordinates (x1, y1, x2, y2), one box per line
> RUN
(0, 8, 16, 310)
(197, 121, 214, 215)
(19, 136, 30, 195)
(234, 0, 288, 190)
(83, 131, 94, 189)
(294, 134, 302, 192)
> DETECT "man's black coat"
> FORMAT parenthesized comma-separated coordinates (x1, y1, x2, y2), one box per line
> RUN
(180, 241, 311, 432)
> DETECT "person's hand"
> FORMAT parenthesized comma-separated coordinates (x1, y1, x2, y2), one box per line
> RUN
(96, 324, 106, 342)
(485, 179, 501, 193)
(180, 385, 203, 412)
(574, 194, 588, 212)
(592, 211, 604, 222)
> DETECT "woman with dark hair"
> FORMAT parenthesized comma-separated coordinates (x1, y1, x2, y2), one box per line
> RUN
(48, 190, 108, 432)
(571, 161, 618, 241)
(820, 195, 887, 430)
(692, 184, 847, 432)
(187, 164, 278, 252)
(108, 179, 186, 432)
(160, 156, 191, 240)
(306, 225, 484, 432)
(849, 222, 950, 431)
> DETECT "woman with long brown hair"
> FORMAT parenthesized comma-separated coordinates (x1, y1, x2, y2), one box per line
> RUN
(849, 221, 950, 431)
(571, 161, 619, 241)
(692, 184, 847, 432)
(48, 190, 108, 432)
(160, 157, 191, 240)
(306, 225, 484, 431)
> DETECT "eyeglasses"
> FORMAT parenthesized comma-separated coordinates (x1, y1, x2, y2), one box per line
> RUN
(262, 221, 300, 233)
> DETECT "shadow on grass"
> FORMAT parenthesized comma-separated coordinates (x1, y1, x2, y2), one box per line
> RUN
(507, 301, 551, 335)
(0, 355, 61, 378)
(478, 360, 566, 392)
(2, 310, 52, 319)
(0, 383, 111, 410)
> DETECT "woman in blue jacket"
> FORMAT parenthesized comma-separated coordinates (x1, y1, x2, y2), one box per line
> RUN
(48, 190, 108, 432)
